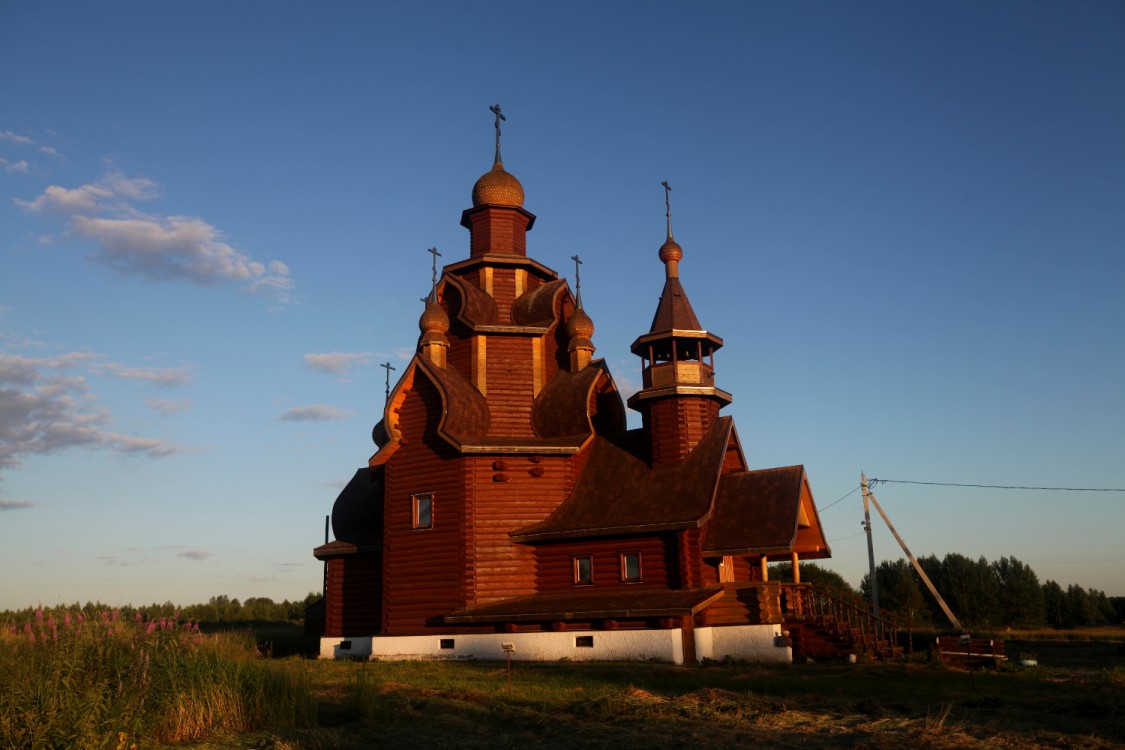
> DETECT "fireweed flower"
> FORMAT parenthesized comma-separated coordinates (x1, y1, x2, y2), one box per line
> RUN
(35, 608, 44, 622)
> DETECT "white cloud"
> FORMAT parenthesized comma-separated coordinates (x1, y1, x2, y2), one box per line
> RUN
(146, 398, 191, 415)
(0, 499, 35, 510)
(177, 550, 210, 561)
(15, 169, 294, 305)
(0, 351, 183, 469)
(91, 362, 192, 385)
(303, 351, 374, 376)
(2, 158, 29, 174)
(279, 404, 353, 422)
(0, 131, 35, 147)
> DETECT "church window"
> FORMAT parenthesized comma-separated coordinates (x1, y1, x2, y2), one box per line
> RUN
(573, 555, 593, 585)
(620, 551, 642, 583)
(412, 493, 433, 529)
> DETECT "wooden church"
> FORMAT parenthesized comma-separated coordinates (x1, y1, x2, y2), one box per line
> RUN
(313, 111, 831, 664)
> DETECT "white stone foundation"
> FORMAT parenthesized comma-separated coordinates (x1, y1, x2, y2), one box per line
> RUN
(320, 623, 790, 664)
(695, 624, 791, 663)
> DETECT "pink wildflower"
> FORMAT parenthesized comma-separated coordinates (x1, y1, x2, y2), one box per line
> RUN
(77, 613, 85, 625)
(63, 613, 72, 627)
(135, 612, 143, 622)
(23, 622, 31, 634)
(146, 622, 157, 635)
(35, 609, 43, 622)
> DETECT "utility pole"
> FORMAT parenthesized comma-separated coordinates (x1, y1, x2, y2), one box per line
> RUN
(866, 479, 964, 632)
(861, 473, 880, 617)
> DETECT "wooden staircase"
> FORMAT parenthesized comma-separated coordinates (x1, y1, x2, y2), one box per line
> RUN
(781, 584, 906, 663)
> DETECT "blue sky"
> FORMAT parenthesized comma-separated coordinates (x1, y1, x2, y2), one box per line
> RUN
(2, 2, 1123, 611)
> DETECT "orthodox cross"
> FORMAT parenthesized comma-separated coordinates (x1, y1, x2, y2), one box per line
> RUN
(380, 361, 396, 401)
(426, 246, 442, 298)
(661, 180, 673, 236)
(490, 104, 506, 161)
(571, 254, 583, 306)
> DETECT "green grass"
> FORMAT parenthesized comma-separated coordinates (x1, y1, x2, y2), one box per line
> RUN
(6, 617, 1124, 750)
(0, 608, 315, 749)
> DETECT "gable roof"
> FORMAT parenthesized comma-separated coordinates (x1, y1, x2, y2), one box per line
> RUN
(703, 465, 830, 559)
(512, 417, 733, 542)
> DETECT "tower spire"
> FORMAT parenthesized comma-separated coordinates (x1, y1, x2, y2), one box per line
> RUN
(658, 180, 683, 279)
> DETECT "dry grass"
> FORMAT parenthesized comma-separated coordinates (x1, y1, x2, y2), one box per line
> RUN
(169, 640, 1125, 750)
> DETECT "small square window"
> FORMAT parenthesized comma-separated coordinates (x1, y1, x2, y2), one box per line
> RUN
(439, 638, 455, 650)
(575, 635, 594, 648)
(620, 552, 642, 583)
(412, 493, 433, 529)
(573, 555, 593, 586)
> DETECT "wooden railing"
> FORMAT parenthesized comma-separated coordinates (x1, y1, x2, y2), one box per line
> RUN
(780, 582, 910, 658)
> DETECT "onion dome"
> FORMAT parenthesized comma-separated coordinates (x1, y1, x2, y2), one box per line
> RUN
(566, 306, 595, 341)
(472, 161, 525, 208)
(659, 236, 683, 265)
(419, 296, 450, 336)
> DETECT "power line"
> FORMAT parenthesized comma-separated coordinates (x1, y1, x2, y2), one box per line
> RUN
(828, 530, 866, 543)
(818, 485, 860, 512)
(869, 478, 1125, 492)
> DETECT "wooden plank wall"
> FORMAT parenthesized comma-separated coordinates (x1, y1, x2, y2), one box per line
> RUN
(467, 455, 571, 604)
(484, 336, 536, 436)
(647, 398, 720, 466)
(383, 375, 466, 635)
(323, 554, 383, 636)
(535, 534, 674, 592)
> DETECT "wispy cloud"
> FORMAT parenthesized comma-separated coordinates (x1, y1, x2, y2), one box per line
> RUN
(279, 404, 353, 422)
(0, 351, 183, 470)
(0, 499, 35, 510)
(16, 168, 294, 305)
(0, 130, 60, 159)
(1, 158, 29, 174)
(177, 550, 210, 561)
(303, 351, 374, 377)
(146, 398, 192, 415)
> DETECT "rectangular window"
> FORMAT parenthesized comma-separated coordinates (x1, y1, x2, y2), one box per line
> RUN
(412, 493, 433, 529)
(575, 635, 594, 648)
(620, 551, 642, 583)
(573, 555, 593, 586)
(439, 638, 455, 650)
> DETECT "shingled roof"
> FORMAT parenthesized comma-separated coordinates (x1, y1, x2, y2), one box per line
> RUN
(703, 465, 827, 558)
(648, 276, 703, 333)
(512, 417, 733, 542)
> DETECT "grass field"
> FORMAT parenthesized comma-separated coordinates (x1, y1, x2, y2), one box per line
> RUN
(167, 634, 1125, 750)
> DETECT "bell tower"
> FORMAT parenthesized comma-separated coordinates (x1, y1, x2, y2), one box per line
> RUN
(628, 182, 732, 466)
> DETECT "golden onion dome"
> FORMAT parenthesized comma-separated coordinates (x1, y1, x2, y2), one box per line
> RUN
(472, 161, 525, 208)
(658, 236, 683, 264)
(566, 306, 595, 340)
(419, 297, 450, 335)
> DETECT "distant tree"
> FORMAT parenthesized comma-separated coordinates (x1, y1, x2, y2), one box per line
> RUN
(992, 556, 1045, 628)
(1043, 580, 1067, 628)
(1089, 589, 1115, 625)
(1109, 597, 1125, 624)
(860, 559, 929, 625)
(1064, 584, 1094, 627)
(772, 562, 857, 595)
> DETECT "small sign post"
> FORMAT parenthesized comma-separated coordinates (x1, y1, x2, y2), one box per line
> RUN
(501, 642, 515, 690)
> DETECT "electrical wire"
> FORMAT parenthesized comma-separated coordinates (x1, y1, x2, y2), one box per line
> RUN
(818, 484, 860, 512)
(828, 530, 866, 543)
(868, 478, 1125, 492)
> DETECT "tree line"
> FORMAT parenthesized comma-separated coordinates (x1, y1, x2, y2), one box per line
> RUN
(1, 592, 323, 627)
(775, 557, 1122, 630)
(858, 554, 1120, 629)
